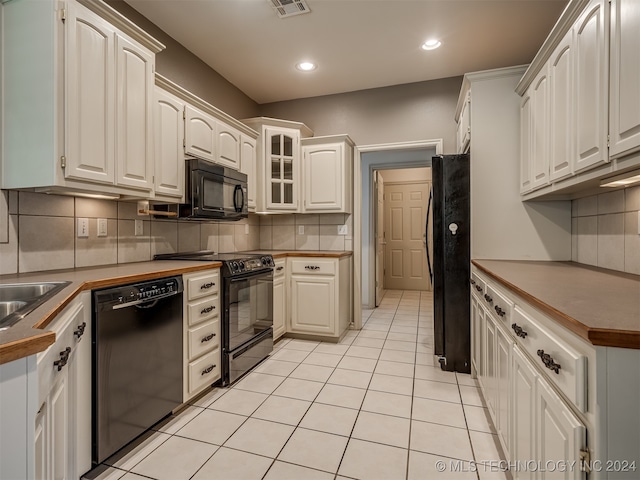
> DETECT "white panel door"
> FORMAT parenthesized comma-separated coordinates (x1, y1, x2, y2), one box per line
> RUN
(290, 275, 335, 335)
(609, 0, 640, 158)
(531, 68, 550, 190)
(549, 31, 574, 181)
(65, 3, 115, 184)
(303, 143, 344, 211)
(384, 182, 429, 290)
(216, 121, 241, 169)
(496, 324, 512, 459)
(185, 105, 215, 162)
(273, 275, 286, 340)
(574, 0, 609, 173)
(116, 34, 154, 191)
(536, 377, 587, 480)
(240, 135, 257, 211)
(484, 310, 497, 419)
(511, 346, 537, 480)
(520, 93, 533, 193)
(154, 88, 185, 199)
(375, 172, 385, 306)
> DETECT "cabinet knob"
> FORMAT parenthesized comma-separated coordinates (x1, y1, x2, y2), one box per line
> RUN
(53, 347, 71, 371)
(201, 365, 216, 375)
(511, 323, 528, 338)
(276, 266, 284, 271)
(494, 305, 506, 317)
(475, 285, 483, 292)
(200, 282, 215, 290)
(470, 279, 476, 285)
(537, 349, 561, 374)
(484, 293, 493, 303)
(305, 265, 320, 270)
(200, 305, 216, 315)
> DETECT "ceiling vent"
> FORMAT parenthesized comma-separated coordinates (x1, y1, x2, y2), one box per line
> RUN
(269, 0, 311, 18)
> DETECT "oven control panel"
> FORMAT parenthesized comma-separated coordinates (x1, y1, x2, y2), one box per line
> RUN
(227, 256, 275, 275)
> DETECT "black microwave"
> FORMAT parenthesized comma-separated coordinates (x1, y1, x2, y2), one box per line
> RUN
(156, 158, 248, 220)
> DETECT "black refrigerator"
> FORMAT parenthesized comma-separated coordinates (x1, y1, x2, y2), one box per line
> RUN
(429, 154, 470, 373)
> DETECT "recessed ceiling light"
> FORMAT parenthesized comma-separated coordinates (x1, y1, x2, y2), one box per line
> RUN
(296, 62, 317, 71)
(421, 39, 442, 51)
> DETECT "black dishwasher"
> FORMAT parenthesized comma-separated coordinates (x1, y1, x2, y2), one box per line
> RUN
(92, 276, 183, 466)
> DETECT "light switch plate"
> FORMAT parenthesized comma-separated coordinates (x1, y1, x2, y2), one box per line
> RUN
(77, 218, 89, 238)
(338, 224, 348, 235)
(298, 225, 305, 235)
(97, 218, 108, 237)
(245, 224, 249, 235)
(135, 220, 144, 236)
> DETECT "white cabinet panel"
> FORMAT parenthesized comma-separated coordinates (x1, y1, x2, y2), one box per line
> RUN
(290, 275, 335, 335)
(520, 93, 533, 193)
(154, 87, 185, 199)
(185, 105, 216, 162)
(549, 31, 574, 182)
(265, 126, 299, 211)
(511, 347, 537, 480)
(240, 135, 257, 211)
(65, 3, 116, 184)
(531, 69, 550, 190)
(574, 0, 609, 173)
(609, 0, 640, 158)
(115, 34, 154, 191)
(216, 122, 241, 169)
(273, 274, 286, 341)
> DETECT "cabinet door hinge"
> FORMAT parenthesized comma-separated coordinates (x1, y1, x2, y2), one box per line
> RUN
(579, 449, 591, 473)
(183, 138, 186, 148)
(60, 8, 66, 22)
(607, 134, 610, 148)
(60, 155, 66, 169)
(183, 109, 186, 120)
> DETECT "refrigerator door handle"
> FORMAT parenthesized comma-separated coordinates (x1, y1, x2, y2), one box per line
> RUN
(426, 187, 433, 284)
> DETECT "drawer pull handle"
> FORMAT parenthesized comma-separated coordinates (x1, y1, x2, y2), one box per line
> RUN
(475, 285, 483, 292)
(484, 294, 493, 303)
(470, 279, 476, 285)
(537, 349, 561, 374)
(201, 365, 216, 375)
(53, 347, 71, 371)
(200, 305, 216, 315)
(511, 323, 528, 338)
(276, 266, 284, 271)
(201, 333, 216, 343)
(200, 282, 216, 290)
(73, 322, 87, 339)
(494, 306, 506, 317)
(305, 265, 320, 270)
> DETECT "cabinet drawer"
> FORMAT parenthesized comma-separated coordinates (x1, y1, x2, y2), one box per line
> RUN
(484, 283, 514, 326)
(273, 259, 286, 278)
(290, 259, 336, 275)
(470, 271, 486, 299)
(187, 295, 219, 326)
(185, 270, 219, 301)
(512, 306, 587, 412)
(188, 349, 221, 394)
(188, 320, 220, 360)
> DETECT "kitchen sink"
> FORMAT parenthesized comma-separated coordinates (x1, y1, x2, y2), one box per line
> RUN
(0, 281, 71, 331)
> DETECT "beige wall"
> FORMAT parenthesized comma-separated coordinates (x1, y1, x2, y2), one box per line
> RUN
(260, 77, 462, 151)
(571, 186, 640, 275)
(379, 168, 431, 183)
(105, 0, 260, 120)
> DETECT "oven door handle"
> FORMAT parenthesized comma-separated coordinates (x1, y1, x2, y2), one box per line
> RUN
(227, 269, 274, 283)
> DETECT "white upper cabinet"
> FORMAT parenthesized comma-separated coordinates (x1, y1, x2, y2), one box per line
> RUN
(530, 68, 550, 191)
(302, 135, 354, 213)
(185, 105, 216, 162)
(65, 3, 116, 185)
(548, 31, 574, 182)
(520, 93, 533, 193)
(154, 87, 185, 200)
(456, 91, 471, 154)
(242, 117, 313, 213)
(1, 0, 164, 197)
(216, 122, 241, 170)
(115, 34, 155, 191)
(240, 134, 258, 212)
(609, 0, 640, 158)
(574, 0, 609, 173)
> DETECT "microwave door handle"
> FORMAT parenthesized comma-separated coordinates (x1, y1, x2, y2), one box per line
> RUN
(233, 184, 243, 212)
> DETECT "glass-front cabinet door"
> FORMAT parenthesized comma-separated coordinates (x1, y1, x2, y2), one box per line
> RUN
(265, 127, 299, 210)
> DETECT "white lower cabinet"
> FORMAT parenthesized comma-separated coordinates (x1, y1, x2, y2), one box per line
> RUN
(35, 293, 92, 480)
(272, 258, 287, 341)
(511, 346, 537, 480)
(288, 256, 351, 341)
(183, 269, 221, 402)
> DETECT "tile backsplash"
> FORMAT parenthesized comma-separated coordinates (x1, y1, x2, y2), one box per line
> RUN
(0, 190, 352, 276)
(571, 185, 640, 275)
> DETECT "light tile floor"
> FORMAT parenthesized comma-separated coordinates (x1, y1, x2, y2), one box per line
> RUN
(88, 290, 510, 480)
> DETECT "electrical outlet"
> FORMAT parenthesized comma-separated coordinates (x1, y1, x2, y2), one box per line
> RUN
(298, 225, 305, 235)
(97, 218, 108, 237)
(338, 224, 348, 235)
(135, 220, 144, 236)
(77, 218, 89, 238)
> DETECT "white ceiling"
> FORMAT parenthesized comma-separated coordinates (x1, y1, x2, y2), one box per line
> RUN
(124, 0, 568, 104)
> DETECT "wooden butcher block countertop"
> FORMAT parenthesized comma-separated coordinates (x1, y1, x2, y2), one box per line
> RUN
(472, 260, 640, 349)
